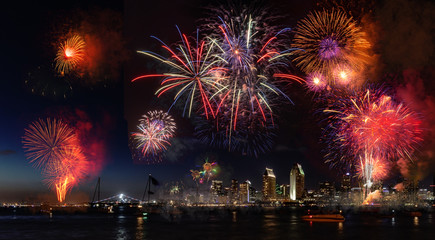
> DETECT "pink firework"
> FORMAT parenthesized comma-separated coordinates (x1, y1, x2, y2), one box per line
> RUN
(325, 88, 422, 191)
(347, 91, 422, 160)
(305, 72, 328, 92)
(131, 110, 176, 159)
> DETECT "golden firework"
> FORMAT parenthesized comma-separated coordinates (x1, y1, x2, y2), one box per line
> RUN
(54, 35, 86, 75)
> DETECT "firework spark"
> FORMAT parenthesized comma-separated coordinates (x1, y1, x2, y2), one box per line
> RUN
(292, 9, 370, 89)
(55, 35, 86, 75)
(305, 72, 328, 92)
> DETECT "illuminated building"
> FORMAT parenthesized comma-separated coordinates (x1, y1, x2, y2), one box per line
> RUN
(231, 179, 238, 202)
(263, 168, 276, 201)
(239, 180, 251, 203)
(281, 184, 290, 200)
(211, 180, 223, 202)
(319, 181, 335, 197)
(341, 173, 351, 192)
(290, 163, 305, 200)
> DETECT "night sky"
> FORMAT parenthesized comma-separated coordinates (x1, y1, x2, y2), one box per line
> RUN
(1, 0, 434, 203)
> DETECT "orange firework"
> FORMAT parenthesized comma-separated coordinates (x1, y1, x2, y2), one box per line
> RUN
(23, 118, 89, 203)
(54, 35, 86, 75)
(55, 176, 72, 203)
(44, 146, 87, 203)
(22, 118, 79, 169)
(292, 9, 370, 88)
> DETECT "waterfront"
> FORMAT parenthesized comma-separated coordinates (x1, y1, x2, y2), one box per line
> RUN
(1, 208, 435, 240)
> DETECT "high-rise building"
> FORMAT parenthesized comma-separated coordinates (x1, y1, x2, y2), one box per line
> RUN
(263, 168, 276, 201)
(281, 184, 290, 200)
(319, 181, 335, 197)
(230, 179, 239, 202)
(239, 180, 251, 203)
(211, 180, 223, 199)
(249, 186, 257, 202)
(290, 163, 305, 200)
(341, 173, 351, 192)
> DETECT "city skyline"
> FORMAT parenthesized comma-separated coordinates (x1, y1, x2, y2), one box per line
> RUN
(1, 0, 435, 204)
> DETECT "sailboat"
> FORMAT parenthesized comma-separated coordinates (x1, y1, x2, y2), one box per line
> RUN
(141, 174, 162, 214)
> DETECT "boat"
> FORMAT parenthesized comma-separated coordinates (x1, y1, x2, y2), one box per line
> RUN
(302, 214, 345, 222)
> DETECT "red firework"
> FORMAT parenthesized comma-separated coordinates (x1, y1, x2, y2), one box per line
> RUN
(23, 118, 89, 202)
(325, 88, 422, 188)
(346, 91, 422, 160)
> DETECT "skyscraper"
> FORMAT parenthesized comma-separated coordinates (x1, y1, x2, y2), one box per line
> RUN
(263, 168, 276, 201)
(341, 173, 351, 192)
(211, 180, 223, 202)
(230, 179, 239, 203)
(281, 184, 290, 200)
(239, 180, 251, 203)
(290, 163, 305, 201)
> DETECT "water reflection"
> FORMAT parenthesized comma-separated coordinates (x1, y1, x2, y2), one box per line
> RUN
(232, 211, 237, 222)
(414, 216, 419, 226)
(116, 215, 127, 240)
(263, 214, 278, 228)
(338, 222, 343, 232)
(136, 216, 146, 240)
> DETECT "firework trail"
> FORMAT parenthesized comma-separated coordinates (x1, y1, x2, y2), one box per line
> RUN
(323, 88, 422, 191)
(131, 110, 176, 162)
(292, 9, 370, 90)
(23, 118, 89, 202)
(132, 29, 226, 119)
(55, 35, 86, 75)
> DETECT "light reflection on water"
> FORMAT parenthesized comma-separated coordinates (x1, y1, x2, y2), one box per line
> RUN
(116, 215, 127, 240)
(338, 222, 343, 232)
(1, 210, 435, 239)
(135, 216, 146, 240)
(414, 216, 419, 226)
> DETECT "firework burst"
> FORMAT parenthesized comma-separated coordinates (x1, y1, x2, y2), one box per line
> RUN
(323, 87, 422, 190)
(55, 35, 86, 75)
(23, 118, 89, 202)
(305, 72, 328, 92)
(131, 110, 176, 161)
(292, 9, 370, 89)
(132, 6, 302, 156)
(190, 158, 219, 184)
(195, 7, 302, 155)
(22, 118, 79, 169)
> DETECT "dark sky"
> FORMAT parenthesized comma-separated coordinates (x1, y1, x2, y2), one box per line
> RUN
(1, 0, 434, 203)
